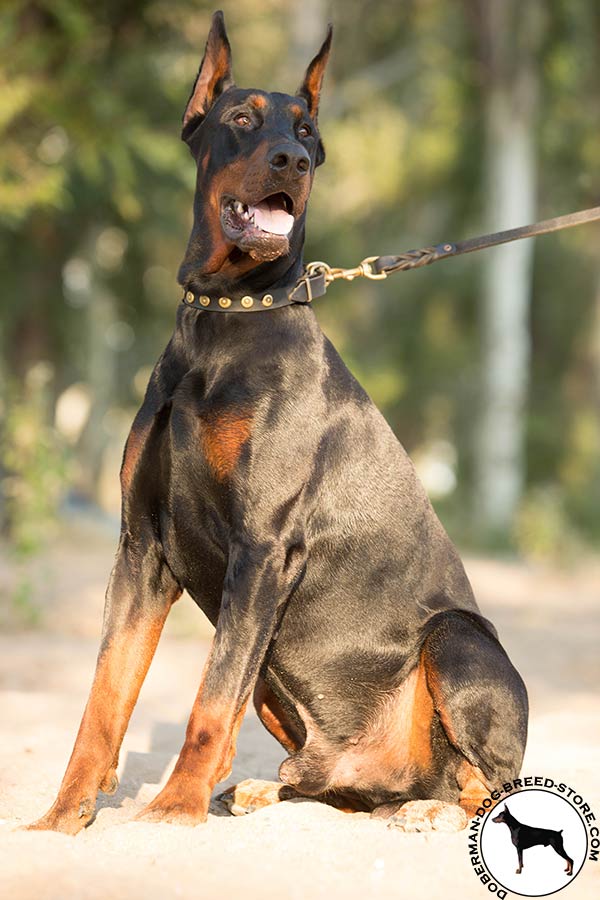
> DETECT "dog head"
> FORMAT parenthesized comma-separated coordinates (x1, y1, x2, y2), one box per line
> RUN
(492, 805, 510, 824)
(179, 10, 331, 287)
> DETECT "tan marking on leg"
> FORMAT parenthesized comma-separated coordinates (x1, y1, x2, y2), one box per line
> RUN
(200, 410, 253, 480)
(422, 649, 494, 819)
(408, 655, 434, 769)
(324, 655, 435, 795)
(421, 644, 461, 747)
(457, 759, 493, 818)
(180, 648, 235, 782)
(136, 700, 246, 826)
(137, 638, 252, 825)
(363, 656, 434, 775)
(26, 606, 174, 834)
(170, 684, 249, 789)
(120, 419, 152, 492)
(220, 698, 249, 782)
(253, 678, 301, 754)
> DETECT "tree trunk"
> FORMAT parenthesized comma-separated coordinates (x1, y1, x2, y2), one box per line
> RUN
(473, 0, 542, 535)
(592, 272, 600, 409)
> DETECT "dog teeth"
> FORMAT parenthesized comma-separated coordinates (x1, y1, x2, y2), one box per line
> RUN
(230, 200, 254, 223)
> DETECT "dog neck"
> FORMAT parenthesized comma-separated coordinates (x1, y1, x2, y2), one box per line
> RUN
(179, 250, 306, 302)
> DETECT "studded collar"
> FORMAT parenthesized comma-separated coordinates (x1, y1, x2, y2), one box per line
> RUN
(181, 267, 328, 313)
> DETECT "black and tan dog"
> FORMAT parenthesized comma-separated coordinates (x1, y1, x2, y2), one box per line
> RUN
(493, 805, 574, 876)
(28, 11, 527, 834)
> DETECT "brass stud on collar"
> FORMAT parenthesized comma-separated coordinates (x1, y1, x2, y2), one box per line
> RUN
(241, 295, 254, 309)
(218, 296, 232, 308)
(185, 290, 195, 304)
(261, 293, 274, 307)
(199, 295, 210, 307)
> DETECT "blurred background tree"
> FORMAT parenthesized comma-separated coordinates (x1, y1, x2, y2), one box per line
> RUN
(1, 0, 599, 567)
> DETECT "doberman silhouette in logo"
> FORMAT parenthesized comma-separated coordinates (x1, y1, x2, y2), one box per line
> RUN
(493, 804, 574, 876)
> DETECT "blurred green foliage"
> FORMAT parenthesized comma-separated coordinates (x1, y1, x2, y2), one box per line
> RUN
(0, 362, 69, 624)
(1, 364, 68, 555)
(0, 0, 599, 558)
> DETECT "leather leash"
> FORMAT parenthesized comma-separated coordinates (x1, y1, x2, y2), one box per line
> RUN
(182, 205, 600, 313)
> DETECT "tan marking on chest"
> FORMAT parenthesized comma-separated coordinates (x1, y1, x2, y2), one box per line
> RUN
(200, 410, 253, 480)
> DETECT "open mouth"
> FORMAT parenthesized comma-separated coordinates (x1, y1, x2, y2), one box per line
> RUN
(222, 192, 295, 238)
(220, 192, 296, 262)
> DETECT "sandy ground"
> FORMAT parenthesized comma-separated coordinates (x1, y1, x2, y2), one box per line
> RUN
(0, 526, 599, 899)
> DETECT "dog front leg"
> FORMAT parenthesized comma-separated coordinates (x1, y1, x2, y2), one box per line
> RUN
(137, 538, 297, 825)
(516, 847, 524, 874)
(26, 534, 180, 834)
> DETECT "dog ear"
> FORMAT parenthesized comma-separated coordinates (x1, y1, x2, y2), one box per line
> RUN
(182, 10, 234, 135)
(296, 24, 333, 123)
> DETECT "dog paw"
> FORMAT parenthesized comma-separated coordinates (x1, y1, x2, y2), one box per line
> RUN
(22, 798, 96, 835)
(99, 769, 119, 794)
(135, 783, 210, 826)
(217, 779, 297, 816)
(99, 769, 119, 795)
(386, 799, 467, 833)
(135, 805, 207, 827)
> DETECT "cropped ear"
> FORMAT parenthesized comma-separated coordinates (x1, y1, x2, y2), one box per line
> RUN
(182, 10, 234, 134)
(296, 24, 333, 122)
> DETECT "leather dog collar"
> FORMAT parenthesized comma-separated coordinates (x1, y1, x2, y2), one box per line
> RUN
(181, 268, 328, 313)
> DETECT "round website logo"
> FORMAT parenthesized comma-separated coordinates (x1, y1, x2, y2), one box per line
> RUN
(467, 778, 599, 898)
(482, 789, 586, 895)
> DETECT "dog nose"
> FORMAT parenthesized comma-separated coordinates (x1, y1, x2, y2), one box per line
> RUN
(268, 143, 310, 176)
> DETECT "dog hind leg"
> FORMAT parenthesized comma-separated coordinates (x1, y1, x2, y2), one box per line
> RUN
(552, 835, 574, 875)
(421, 610, 528, 814)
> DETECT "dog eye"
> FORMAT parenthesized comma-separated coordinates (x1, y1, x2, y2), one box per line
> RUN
(234, 113, 252, 127)
(297, 123, 312, 138)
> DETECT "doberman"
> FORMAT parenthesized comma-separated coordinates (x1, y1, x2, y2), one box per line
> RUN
(27, 11, 528, 834)
(493, 805, 574, 876)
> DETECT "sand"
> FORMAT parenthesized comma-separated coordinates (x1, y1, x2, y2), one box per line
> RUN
(1, 536, 599, 900)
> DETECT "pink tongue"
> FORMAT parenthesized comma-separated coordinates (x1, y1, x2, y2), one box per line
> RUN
(250, 197, 294, 235)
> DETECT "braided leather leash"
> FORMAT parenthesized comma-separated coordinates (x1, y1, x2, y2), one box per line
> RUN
(304, 204, 600, 289)
(182, 205, 600, 313)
